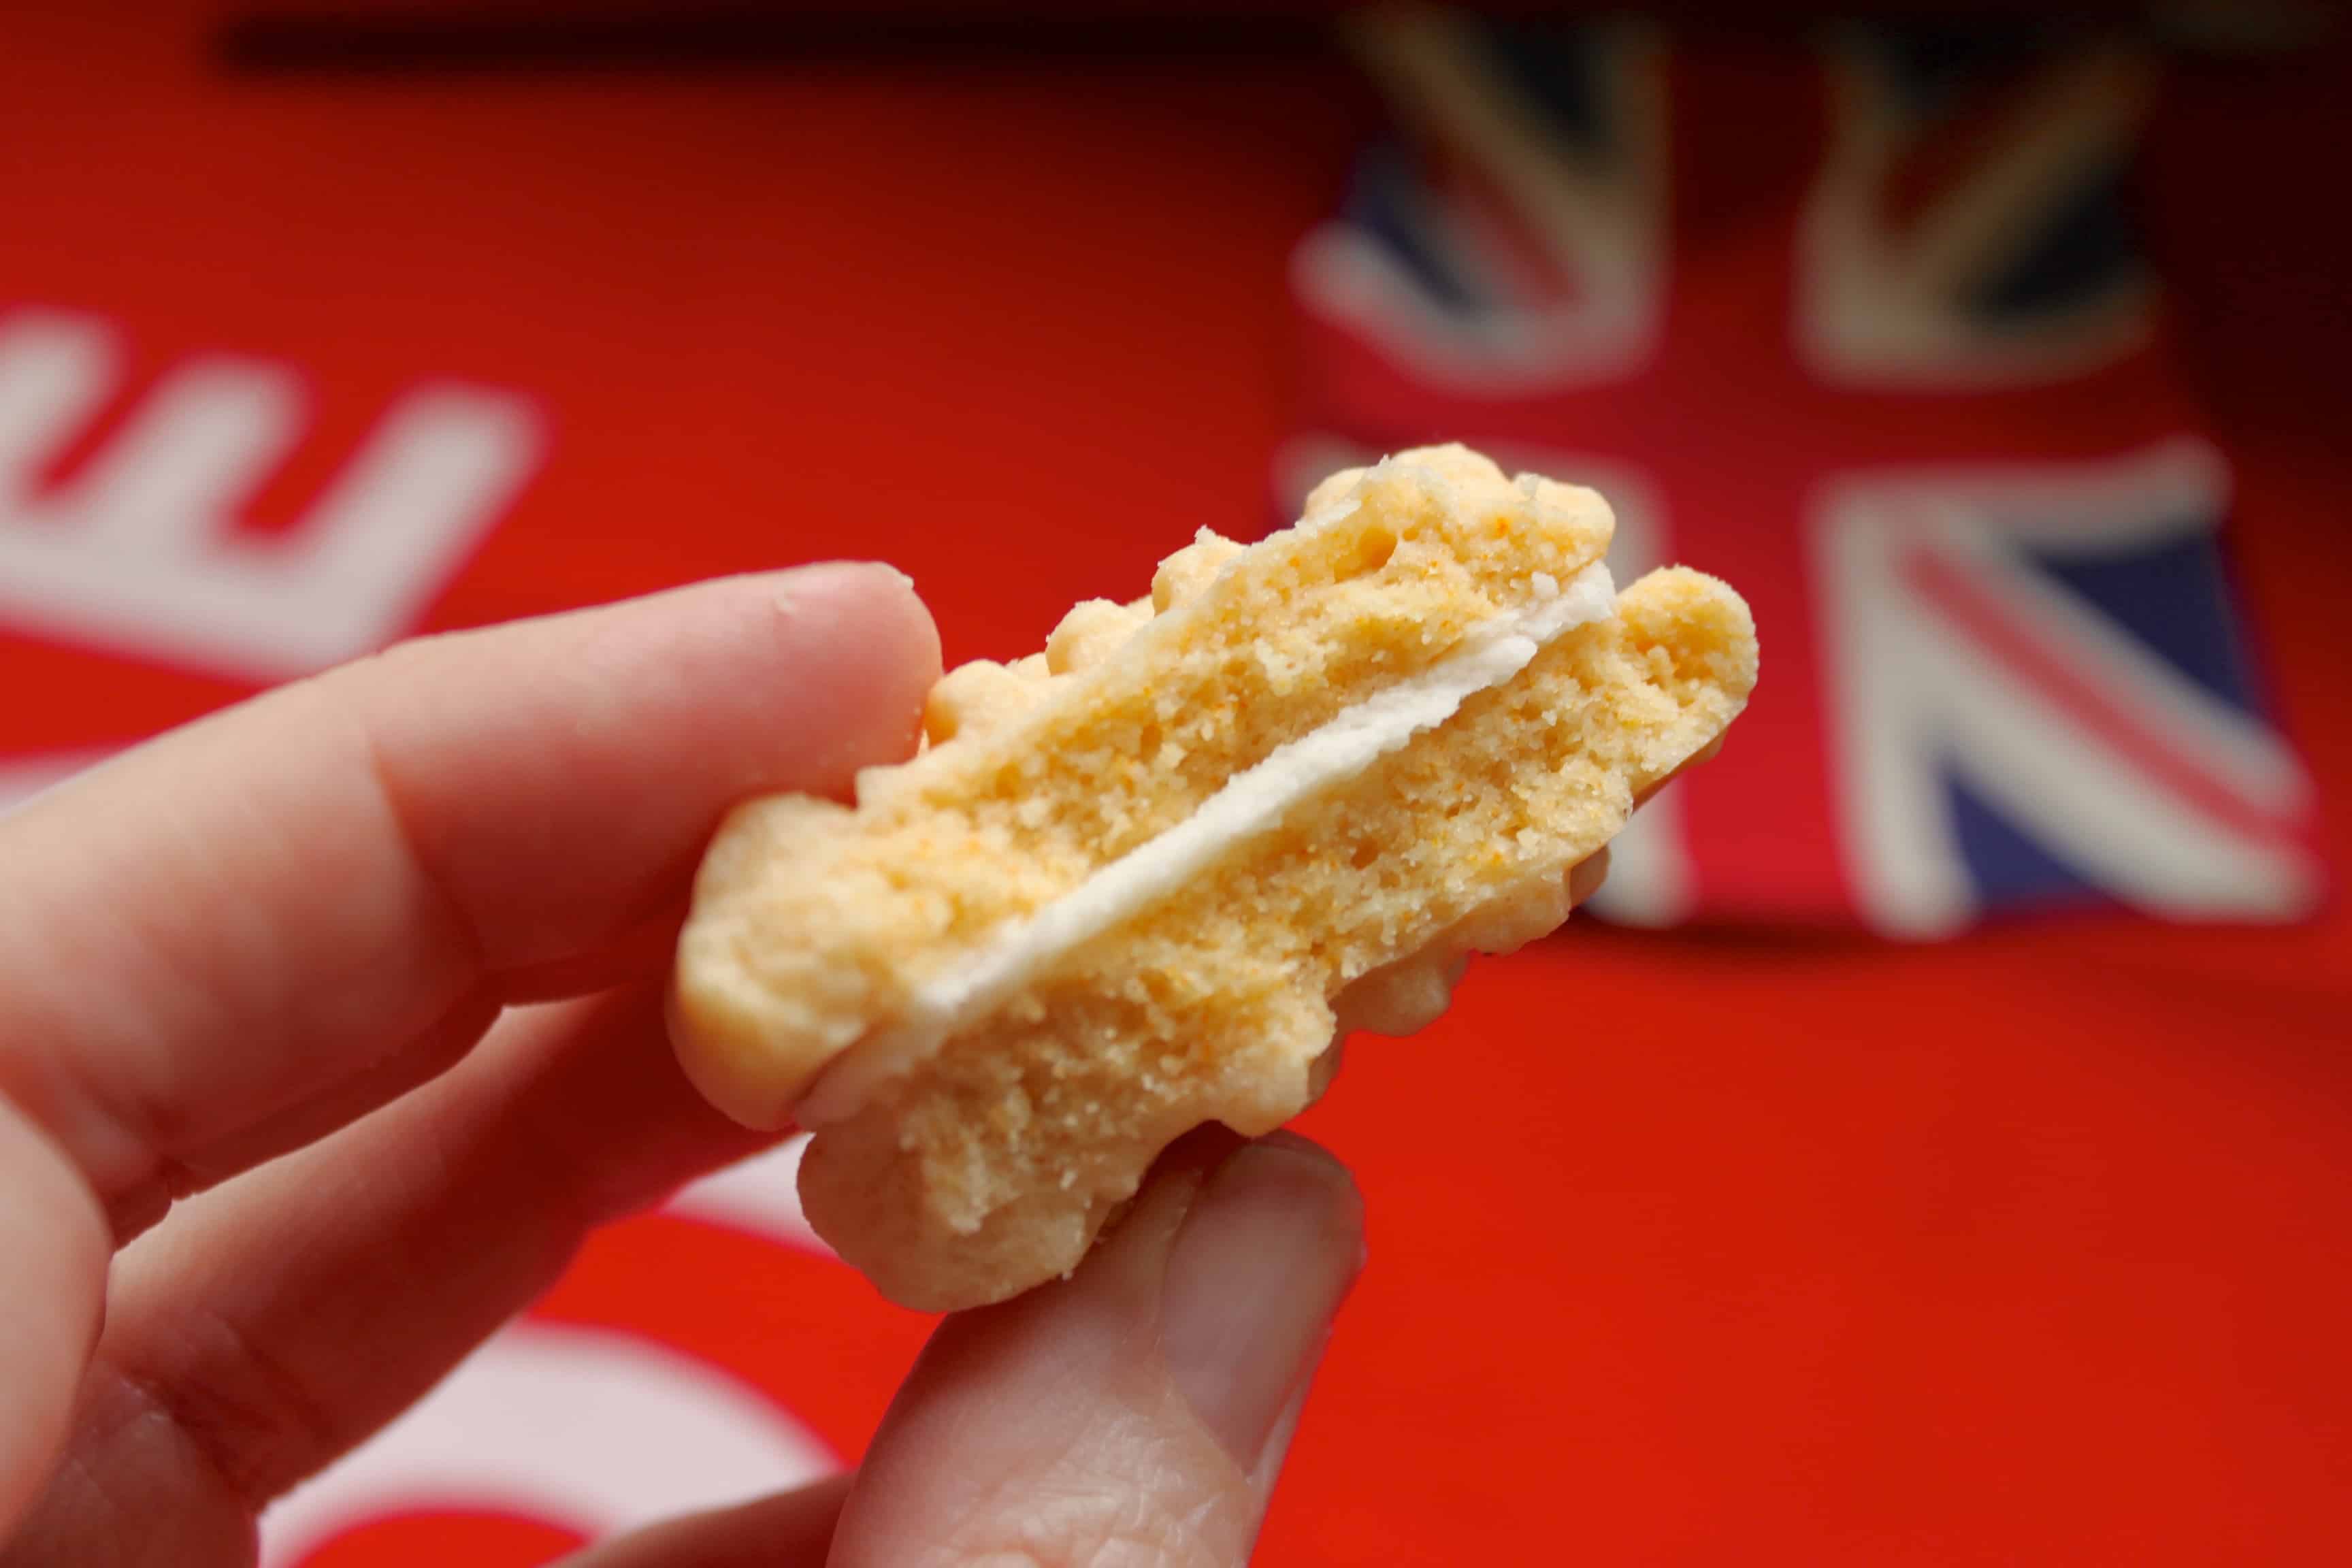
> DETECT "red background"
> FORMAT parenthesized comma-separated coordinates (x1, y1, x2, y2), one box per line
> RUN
(5, 5, 2350, 1561)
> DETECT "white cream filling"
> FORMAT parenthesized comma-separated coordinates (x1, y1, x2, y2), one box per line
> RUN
(796, 560, 1617, 1126)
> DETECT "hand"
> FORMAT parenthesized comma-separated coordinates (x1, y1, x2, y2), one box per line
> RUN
(0, 564, 1367, 1567)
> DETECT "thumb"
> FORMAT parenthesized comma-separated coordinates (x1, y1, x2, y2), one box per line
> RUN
(829, 1128, 1365, 1567)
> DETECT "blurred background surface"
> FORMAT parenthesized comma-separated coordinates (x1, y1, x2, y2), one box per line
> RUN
(2, 2, 2348, 1562)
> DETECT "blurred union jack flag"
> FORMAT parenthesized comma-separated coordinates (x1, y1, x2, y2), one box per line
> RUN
(1290, 10, 2321, 933)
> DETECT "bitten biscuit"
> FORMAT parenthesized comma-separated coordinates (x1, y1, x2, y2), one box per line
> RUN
(672, 445, 1758, 1310)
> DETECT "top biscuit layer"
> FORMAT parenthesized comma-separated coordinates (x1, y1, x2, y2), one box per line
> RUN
(674, 445, 1617, 1127)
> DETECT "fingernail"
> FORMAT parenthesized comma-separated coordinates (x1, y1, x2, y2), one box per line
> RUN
(1247, 1378, 1315, 1496)
(772, 559, 916, 613)
(1159, 1133, 1365, 1467)
(838, 560, 916, 594)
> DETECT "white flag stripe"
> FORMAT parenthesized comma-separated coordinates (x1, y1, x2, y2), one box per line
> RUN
(1822, 504, 1976, 934)
(1835, 440, 2304, 819)
(1823, 438, 2226, 550)
(259, 1321, 835, 1568)
(1291, 16, 1663, 390)
(1944, 532, 2308, 817)
(1292, 229, 1650, 389)
(1820, 444, 2318, 936)
(1920, 614, 2317, 917)
(1799, 37, 2157, 387)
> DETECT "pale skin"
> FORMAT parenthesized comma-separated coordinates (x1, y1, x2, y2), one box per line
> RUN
(0, 563, 1614, 1567)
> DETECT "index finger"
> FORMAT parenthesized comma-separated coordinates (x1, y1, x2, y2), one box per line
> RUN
(0, 562, 940, 1211)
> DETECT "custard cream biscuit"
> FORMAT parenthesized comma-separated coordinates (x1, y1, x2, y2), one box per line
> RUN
(672, 445, 1759, 1310)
